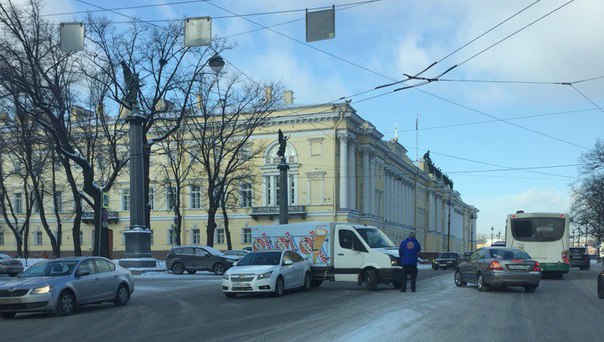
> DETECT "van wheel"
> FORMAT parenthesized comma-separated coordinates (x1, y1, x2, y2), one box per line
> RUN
(303, 272, 312, 291)
(171, 263, 184, 275)
(55, 290, 76, 316)
(364, 269, 378, 291)
(477, 274, 488, 292)
(213, 263, 226, 275)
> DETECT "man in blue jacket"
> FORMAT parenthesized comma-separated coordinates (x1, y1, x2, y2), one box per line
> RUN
(399, 231, 421, 292)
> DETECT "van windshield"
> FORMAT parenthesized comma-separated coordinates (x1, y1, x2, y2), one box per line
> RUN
(355, 228, 395, 248)
(511, 217, 565, 242)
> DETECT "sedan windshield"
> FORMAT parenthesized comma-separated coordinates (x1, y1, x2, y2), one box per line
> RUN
(438, 253, 458, 259)
(20, 260, 79, 277)
(237, 252, 281, 266)
(355, 228, 395, 248)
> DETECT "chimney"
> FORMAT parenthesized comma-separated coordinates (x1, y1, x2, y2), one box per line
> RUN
(264, 86, 273, 102)
(283, 90, 294, 105)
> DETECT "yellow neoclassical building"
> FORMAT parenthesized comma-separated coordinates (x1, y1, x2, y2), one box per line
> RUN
(0, 100, 477, 258)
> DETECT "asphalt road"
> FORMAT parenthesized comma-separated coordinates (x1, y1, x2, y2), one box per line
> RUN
(1, 265, 602, 342)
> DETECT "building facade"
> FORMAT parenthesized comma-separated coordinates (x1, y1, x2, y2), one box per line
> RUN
(0, 101, 478, 258)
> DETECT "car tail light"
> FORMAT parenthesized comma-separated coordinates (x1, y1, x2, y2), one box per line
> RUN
(562, 251, 569, 264)
(532, 262, 541, 272)
(489, 261, 503, 271)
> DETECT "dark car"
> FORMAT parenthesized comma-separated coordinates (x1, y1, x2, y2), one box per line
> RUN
(0, 254, 24, 277)
(166, 246, 236, 275)
(598, 269, 604, 299)
(455, 247, 541, 293)
(569, 247, 590, 270)
(458, 251, 474, 262)
(432, 252, 460, 270)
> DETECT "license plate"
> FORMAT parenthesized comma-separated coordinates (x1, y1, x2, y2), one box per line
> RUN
(508, 265, 527, 270)
(0, 298, 21, 304)
(232, 287, 252, 291)
(439, 264, 447, 267)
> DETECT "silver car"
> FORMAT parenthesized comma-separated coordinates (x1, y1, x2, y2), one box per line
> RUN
(454, 247, 541, 292)
(0, 254, 24, 277)
(0, 257, 134, 319)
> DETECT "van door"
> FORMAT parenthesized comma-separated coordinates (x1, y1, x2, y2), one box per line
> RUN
(334, 228, 365, 282)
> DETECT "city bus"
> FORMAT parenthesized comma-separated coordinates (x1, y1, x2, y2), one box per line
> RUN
(505, 211, 570, 278)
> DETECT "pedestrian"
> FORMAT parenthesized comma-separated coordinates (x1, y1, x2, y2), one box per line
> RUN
(399, 231, 421, 292)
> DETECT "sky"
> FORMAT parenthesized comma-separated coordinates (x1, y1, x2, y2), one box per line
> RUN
(36, 0, 603, 238)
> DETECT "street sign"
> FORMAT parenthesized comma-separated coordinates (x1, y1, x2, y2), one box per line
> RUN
(306, 7, 335, 42)
(60, 22, 84, 51)
(184, 17, 212, 47)
(102, 192, 110, 209)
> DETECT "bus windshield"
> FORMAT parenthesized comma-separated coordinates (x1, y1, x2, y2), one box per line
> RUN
(511, 217, 565, 242)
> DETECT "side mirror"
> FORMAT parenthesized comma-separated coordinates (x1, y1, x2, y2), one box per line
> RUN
(76, 269, 90, 277)
(232, 261, 238, 267)
(283, 259, 293, 266)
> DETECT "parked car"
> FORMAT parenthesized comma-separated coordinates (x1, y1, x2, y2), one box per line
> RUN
(0, 254, 24, 277)
(569, 247, 590, 270)
(222, 249, 311, 298)
(458, 251, 474, 262)
(454, 247, 541, 293)
(432, 252, 460, 270)
(0, 257, 134, 319)
(598, 269, 604, 299)
(222, 250, 249, 260)
(166, 246, 236, 275)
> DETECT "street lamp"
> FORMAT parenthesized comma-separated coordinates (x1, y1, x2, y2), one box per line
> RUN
(491, 226, 494, 245)
(208, 54, 225, 73)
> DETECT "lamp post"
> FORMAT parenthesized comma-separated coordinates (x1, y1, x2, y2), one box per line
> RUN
(491, 226, 494, 245)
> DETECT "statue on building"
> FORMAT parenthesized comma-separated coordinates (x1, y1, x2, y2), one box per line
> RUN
(423, 150, 430, 160)
(277, 129, 289, 158)
(121, 61, 140, 109)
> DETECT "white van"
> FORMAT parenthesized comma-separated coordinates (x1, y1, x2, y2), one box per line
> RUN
(251, 222, 402, 290)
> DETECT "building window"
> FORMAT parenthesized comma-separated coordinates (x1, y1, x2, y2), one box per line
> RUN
(190, 185, 201, 209)
(240, 183, 252, 207)
(13, 160, 22, 173)
(148, 187, 155, 210)
(35, 231, 43, 245)
(0, 230, 4, 245)
(242, 228, 251, 244)
(309, 138, 323, 156)
(216, 228, 225, 244)
(168, 227, 175, 245)
(167, 187, 176, 210)
(13, 192, 23, 214)
(54, 191, 63, 213)
(192, 229, 200, 244)
(32, 197, 40, 213)
(264, 175, 296, 206)
(121, 189, 130, 211)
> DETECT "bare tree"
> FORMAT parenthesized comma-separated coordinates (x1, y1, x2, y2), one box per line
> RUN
(186, 76, 281, 246)
(0, 0, 128, 257)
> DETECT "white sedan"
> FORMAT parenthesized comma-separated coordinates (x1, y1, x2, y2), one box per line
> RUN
(222, 249, 311, 298)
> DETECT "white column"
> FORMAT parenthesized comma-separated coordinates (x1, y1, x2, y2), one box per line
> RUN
(338, 134, 348, 209)
(348, 141, 356, 211)
(362, 149, 370, 215)
(386, 171, 392, 222)
(369, 155, 376, 215)
(395, 177, 401, 224)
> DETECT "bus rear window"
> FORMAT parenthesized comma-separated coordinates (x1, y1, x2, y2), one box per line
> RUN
(511, 218, 565, 242)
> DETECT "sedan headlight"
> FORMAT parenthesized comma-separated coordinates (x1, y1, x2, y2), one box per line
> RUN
(31, 285, 52, 294)
(257, 271, 273, 280)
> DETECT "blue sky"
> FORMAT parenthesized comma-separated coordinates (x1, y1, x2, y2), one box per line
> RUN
(41, 0, 603, 237)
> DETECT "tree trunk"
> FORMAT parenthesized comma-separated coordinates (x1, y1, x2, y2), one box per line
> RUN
(221, 199, 232, 250)
(206, 207, 217, 247)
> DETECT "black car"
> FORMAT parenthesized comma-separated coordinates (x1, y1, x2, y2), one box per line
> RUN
(569, 247, 590, 270)
(459, 251, 474, 262)
(598, 269, 604, 299)
(166, 246, 237, 275)
(432, 252, 460, 270)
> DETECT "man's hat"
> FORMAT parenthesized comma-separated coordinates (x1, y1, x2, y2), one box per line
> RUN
(409, 231, 416, 237)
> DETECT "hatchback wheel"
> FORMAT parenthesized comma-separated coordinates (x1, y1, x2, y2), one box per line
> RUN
(303, 272, 311, 291)
(55, 290, 76, 316)
(0, 312, 16, 319)
(213, 263, 226, 275)
(477, 274, 488, 292)
(114, 284, 130, 307)
(598, 276, 604, 299)
(273, 276, 285, 297)
(454, 270, 466, 287)
(171, 263, 184, 275)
